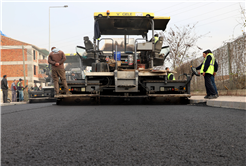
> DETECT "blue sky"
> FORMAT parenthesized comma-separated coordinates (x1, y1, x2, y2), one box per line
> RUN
(1, 0, 245, 57)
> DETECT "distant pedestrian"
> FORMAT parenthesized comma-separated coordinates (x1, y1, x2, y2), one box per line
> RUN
(17, 78, 24, 102)
(39, 85, 42, 91)
(48, 47, 71, 95)
(34, 84, 38, 91)
(196, 49, 217, 99)
(11, 79, 17, 102)
(1, 75, 8, 103)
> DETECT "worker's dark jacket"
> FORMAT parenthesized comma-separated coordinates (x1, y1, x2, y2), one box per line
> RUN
(1, 78, 8, 90)
(48, 50, 66, 70)
(196, 55, 218, 74)
(214, 60, 218, 72)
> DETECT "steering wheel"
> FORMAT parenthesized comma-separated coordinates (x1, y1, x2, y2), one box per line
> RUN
(191, 66, 200, 76)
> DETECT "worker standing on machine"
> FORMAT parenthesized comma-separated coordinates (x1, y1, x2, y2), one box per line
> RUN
(154, 34, 159, 43)
(48, 47, 71, 96)
(166, 67, 175, 80)
(149, 34, 159, 43)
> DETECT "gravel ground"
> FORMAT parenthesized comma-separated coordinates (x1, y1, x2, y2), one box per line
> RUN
(1, 102, 245, 166)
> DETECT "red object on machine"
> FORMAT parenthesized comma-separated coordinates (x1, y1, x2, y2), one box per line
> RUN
(137, 64, 145, 69)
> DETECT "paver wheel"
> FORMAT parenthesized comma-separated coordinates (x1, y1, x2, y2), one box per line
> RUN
(56, 99, 62, 105)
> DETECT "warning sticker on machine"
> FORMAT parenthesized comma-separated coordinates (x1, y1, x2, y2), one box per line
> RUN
(115, 12, 133, 16)
(135, 13, 143, 16)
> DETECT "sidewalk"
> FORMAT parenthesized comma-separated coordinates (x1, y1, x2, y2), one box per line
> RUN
(1, 102, 28, 107)
(189, 96, 246, 110)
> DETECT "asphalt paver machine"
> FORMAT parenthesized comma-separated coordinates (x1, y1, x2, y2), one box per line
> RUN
(56, 11, 198, 105)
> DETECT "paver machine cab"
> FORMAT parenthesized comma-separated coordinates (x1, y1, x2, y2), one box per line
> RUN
(56, 11, 198, 104)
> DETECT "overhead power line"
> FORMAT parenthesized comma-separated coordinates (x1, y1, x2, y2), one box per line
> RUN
(196, 13, 241, 27)
(52, 31, 93, 44)
(35, 31, 93, 49)
(158, 2, 205, 16)
(173, 2, 239, 23)
(195, 9, 240, 24)
(154, 2, 185, 14)
(171, 2, 214, 17)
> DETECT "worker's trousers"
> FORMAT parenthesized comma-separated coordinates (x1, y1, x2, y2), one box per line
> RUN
(211, 75, 218, 95)
(204, 74, 216, 96)
(18, 90, 24, 101)
(12, 91, 17, 102)
(2, 89, 8, 103)
(52, 68, 69, 94)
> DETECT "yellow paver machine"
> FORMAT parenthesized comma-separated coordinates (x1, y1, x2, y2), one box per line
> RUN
(56, 11, 199, 104)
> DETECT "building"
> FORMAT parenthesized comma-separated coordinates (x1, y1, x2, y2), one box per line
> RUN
(0, 35, 49, 88)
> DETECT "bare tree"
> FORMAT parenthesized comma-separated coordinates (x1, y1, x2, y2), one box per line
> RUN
(160, 23, 205, 69)
(239, 4, 246, 28)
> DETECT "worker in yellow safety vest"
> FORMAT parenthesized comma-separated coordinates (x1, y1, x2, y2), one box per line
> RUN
(150, 34, 159, 43)
(17, 78, 24, 102)
(196, 49, 217, 99)
(154, 34, 159, 43)
(165, 67, 175, 80)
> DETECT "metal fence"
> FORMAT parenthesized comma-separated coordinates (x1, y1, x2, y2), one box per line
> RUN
(175, 34, 246, 91)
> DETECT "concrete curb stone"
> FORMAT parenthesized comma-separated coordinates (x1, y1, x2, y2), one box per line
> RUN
(1, 102, 28, 107)
(191, 89, 246, 96)
(189, 98, 246, 110)
(207, 101, 246, 110)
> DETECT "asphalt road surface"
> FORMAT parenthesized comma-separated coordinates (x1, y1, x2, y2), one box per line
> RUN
(1, 101, 245, 166)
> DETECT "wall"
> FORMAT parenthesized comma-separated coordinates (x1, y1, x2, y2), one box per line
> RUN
(175, 34, 246, 91)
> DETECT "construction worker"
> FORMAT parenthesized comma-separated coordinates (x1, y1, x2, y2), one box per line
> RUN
(166, 67, 175, 80)
(211, 59, 219, 97)
(196, 49, 217, 99)
(71, 72, 77, 81)
(34, 83, 38, 91)
(154, 34, 159, 43)
(17, 78, 24, 102)
(48, 47, 71, 95)
(149, 34, 159, 43)
(11, 79, 17, 102)
(1, 75, 8, 103)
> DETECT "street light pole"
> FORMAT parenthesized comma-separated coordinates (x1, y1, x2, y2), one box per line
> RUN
(49, 5, 68, 52)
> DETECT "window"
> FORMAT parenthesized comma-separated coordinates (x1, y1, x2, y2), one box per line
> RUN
(33, 50, 36, 60)
(34, 65, 36, 75)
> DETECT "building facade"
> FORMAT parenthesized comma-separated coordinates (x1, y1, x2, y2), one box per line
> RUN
(0, 35, 49, 88)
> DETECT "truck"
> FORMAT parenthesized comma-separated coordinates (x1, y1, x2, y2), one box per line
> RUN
(55, 11, 199, 105)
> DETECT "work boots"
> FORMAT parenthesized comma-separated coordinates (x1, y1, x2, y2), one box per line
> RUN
(66, 92, 72, 95)
(55, 92, 62, 96)
(208, 95, 217, 99)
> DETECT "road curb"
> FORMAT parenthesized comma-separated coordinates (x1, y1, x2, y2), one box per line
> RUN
(1, 102, 28, 106)
(189, 99, 246, 110)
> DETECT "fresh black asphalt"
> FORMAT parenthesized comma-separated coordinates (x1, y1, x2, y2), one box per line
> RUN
(1, 101, 245, 165)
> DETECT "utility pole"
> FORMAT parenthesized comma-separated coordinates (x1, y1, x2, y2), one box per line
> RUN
(22, 45, 26, 86)
(49, 5, 68, 51)
(227, 42, 232, 89)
